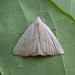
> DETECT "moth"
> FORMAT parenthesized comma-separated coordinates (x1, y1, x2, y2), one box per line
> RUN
(13, 16, 64, 56)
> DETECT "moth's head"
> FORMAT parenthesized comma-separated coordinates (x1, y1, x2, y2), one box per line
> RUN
(37, 16, 41, 19)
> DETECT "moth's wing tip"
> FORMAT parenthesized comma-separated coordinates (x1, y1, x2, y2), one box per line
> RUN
(13, 48, 19, 55)
(12, 50, 17, 55)
(58, 50, 64, 55)
(61, 51, 64, 55)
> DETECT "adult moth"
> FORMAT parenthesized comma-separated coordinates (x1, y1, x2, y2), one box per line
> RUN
(13, 16, 64, 56)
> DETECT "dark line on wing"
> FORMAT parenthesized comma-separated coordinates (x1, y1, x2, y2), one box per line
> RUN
(43, 25, 49, 55)
(50, 37, 57, 55)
